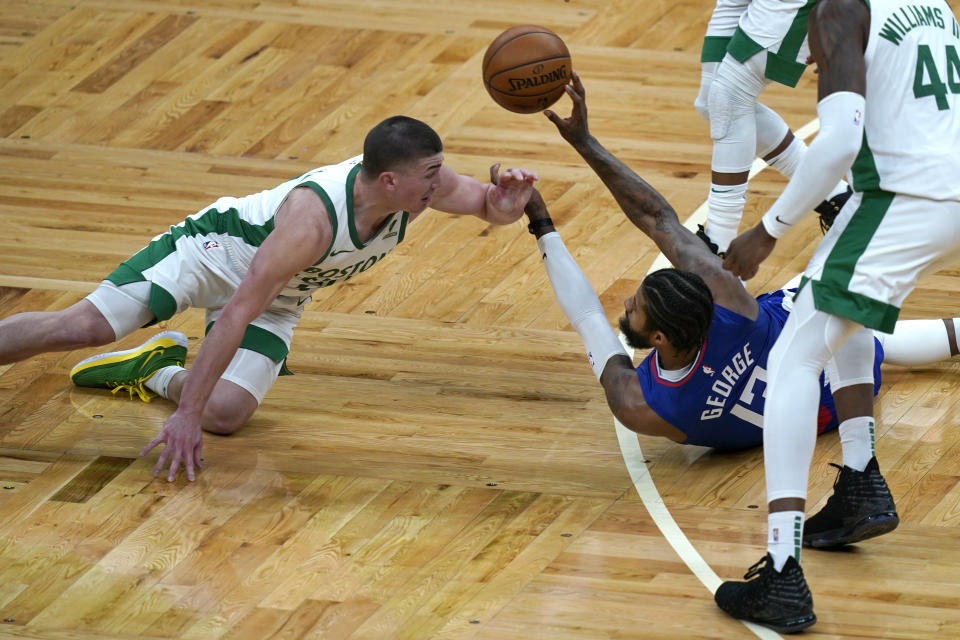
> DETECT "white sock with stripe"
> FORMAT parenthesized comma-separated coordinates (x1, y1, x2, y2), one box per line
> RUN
(767, 510, 804, 571)
(705, 181, 747, 253)
(839, 416, 875, 472)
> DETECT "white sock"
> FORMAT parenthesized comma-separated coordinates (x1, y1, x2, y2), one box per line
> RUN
(765, 136, 805, 177)
(839, 416, 875, 471)
(705, 181, 747, 253)
(145, 365, 186, 399)
(767, 511, 804, 571)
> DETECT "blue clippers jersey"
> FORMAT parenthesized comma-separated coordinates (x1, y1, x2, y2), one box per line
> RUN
(636, 290, 883, 450)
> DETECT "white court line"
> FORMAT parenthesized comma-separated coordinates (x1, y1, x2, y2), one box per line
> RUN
(614, 119, 820, 640)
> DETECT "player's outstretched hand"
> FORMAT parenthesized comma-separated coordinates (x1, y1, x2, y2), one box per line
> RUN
(722, 223, 777, 281)
(544, 70, 589, 147)
(140, 409, 203, 482)
(486, 162, 538, 223)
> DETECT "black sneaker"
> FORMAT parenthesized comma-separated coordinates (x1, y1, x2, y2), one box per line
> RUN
(814, 185, 853, 233)
(696, 224, 726, 259)
(804, 456, 899, 549)
(715, 554, 816, 633)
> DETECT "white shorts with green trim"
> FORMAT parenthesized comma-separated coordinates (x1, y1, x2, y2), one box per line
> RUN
(739, 0, 809, 50)
(720, 0, 812, 86)
(803, 190, 960, 333)
(85, 280, 299, 403)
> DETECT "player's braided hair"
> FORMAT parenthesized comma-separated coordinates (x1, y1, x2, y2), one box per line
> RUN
(362, 116, 443, 179)
(640, 269, 714, 353)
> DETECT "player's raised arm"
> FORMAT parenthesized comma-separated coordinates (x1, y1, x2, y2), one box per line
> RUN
(544, 71, 756, 318)
(523, 189, 687, 442)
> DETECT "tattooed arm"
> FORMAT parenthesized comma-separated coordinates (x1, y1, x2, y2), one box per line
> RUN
(524, 190, 689, 443)
(544, 71, 757, 319)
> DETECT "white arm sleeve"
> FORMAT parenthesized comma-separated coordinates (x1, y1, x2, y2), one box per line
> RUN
(536, 232, 630, 380)
(761, 91, 865, 238)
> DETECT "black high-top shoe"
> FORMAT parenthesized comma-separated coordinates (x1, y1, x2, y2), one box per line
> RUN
(804, 457, 899, 549)
(715, 553, 816, 633)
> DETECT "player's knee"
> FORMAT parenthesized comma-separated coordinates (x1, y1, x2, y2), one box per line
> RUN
(694, 75, 711, 121)
(694, 61, 717, 122)
(694, 96, 710, 122)
(707, 72, 758, 142)
(56, 303, 116, 348)
(201, 409, 246, 436)
(201, 391, 257, 436)
(707, 80, 743, 141)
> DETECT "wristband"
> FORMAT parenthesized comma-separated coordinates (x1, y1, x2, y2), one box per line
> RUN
(527, 217, 554, 234)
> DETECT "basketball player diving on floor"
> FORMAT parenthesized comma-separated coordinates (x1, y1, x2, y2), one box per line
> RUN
(525, 71, 960, 457)
(0, 116, 537, 482)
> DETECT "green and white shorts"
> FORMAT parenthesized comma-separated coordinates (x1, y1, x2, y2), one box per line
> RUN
(701, 0, 813, 87)
(803, 190, 960, 333)
(86, 275, 301, 405)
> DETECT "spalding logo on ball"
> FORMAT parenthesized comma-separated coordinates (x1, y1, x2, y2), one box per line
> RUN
(482, 25, 572, 114)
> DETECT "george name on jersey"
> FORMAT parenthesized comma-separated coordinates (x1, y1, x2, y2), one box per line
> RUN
(700, 342, 755, 421)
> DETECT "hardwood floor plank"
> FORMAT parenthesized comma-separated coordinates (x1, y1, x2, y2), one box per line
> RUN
(2, 1, 959, 638)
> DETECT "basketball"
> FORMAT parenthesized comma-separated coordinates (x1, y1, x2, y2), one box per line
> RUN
(482, 25, 572, 114)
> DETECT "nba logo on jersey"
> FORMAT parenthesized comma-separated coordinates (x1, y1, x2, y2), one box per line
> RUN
(772, 527, 780, 542)
(202, 240, 220, 250)
(853, 109, 863, 126)
(702, 365, 715, 375)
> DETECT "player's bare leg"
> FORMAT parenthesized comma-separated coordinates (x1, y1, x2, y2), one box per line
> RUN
(0, 299, 115, 364)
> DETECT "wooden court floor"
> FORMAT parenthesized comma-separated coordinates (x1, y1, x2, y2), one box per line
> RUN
(1, 1, 959, 638)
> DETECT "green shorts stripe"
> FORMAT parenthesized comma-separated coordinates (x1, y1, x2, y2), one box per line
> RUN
(851, 131, 882, 192)
(727, 28, 765, 65)
(107, 206, 274, 283)
(811, 190, 901, 332)
(726, 0, 814, 88)
(809, 281, 901, 333)
(105, 206, 277, 322)
(776, 1, 815, 65)
(701, 36, 732, 63)
(205, 321, 289, 363)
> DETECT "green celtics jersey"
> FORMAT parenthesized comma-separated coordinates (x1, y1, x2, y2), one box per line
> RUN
(853, 0, 960, 200)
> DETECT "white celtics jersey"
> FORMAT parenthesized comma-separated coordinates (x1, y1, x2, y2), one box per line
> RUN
(271, 155, 408, 300)
(166, 154, 408, 308)
(853, 0, 960, 200)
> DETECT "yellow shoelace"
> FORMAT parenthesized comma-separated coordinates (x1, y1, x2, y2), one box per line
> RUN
(108, 381, 156, 403)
